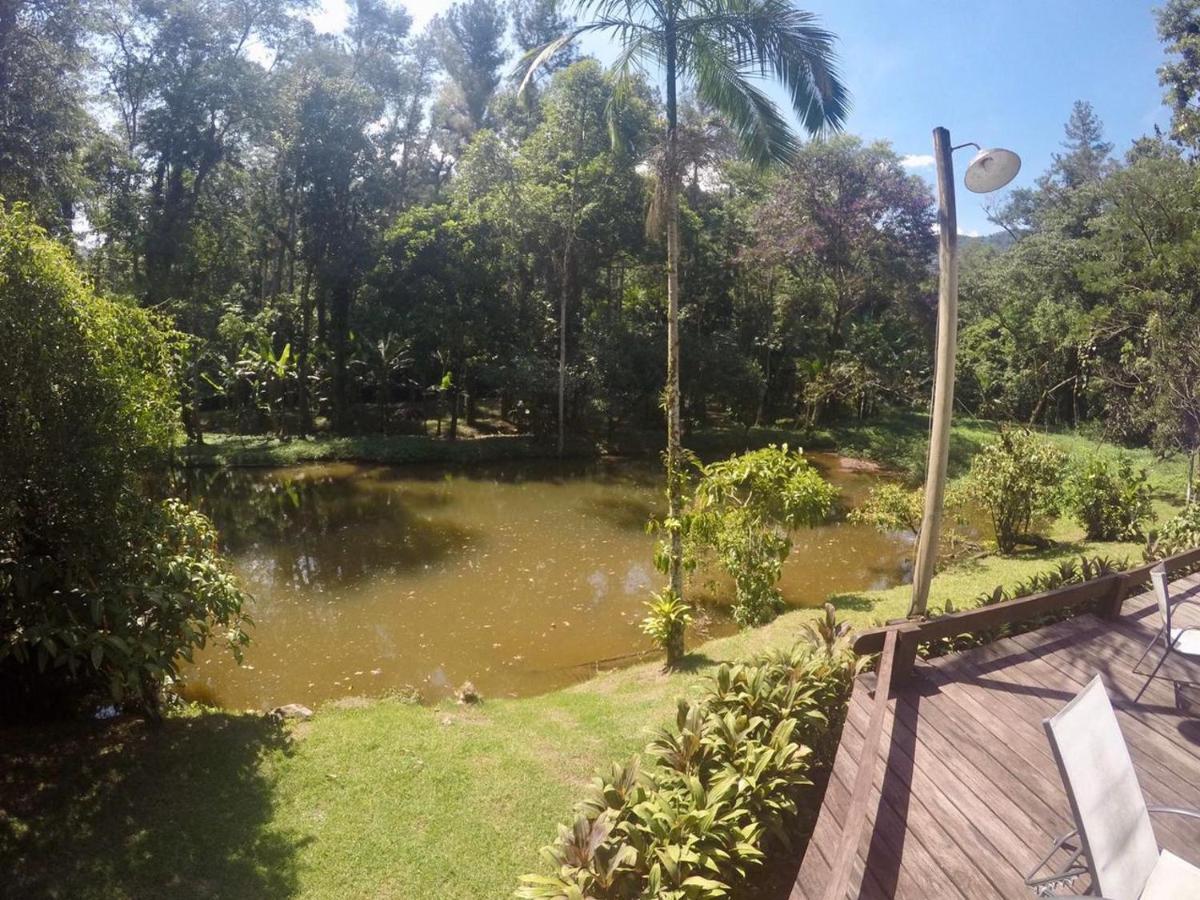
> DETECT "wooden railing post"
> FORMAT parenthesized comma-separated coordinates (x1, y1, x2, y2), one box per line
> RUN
(888, 621, 923, 690)
(1097, 573, 1127, 620)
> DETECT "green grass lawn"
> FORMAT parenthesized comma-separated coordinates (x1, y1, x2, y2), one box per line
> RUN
(3, 417, 1192, 899)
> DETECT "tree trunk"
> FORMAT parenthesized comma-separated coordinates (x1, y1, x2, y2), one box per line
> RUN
(330, 281, 350, 434)
(378, 363, 388, 434)
(558, 275, 567, 457)
(298, 266, 313, 436)
(664, 28, 684, 600)
(1188, 449, 1195, 505)
(558, 167, 580, 458)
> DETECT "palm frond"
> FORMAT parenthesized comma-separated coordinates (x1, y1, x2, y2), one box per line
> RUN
(513, 19, 653, 96)
(605, 30, 662, 153)
(678, 0, 849, 137)
(573, 0, 656, 18)
(684, 31, 798, 167)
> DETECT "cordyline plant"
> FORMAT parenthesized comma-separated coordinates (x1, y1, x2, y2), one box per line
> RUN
(516, 627, 863, 899)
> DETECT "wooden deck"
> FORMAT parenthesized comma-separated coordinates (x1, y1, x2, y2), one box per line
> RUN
(793, 571, 1200, 899)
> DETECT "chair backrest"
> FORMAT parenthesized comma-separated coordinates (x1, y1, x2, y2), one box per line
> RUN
(1044, 676, 1158, 900)
(1151, 564, 1171, 630)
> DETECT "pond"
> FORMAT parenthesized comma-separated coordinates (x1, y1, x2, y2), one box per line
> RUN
(179, 453, 912, 709)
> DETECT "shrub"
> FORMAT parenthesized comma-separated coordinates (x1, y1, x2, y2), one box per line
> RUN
(682, 445, 837, 627)
(962, 429, 1066, 554)
(1145, 502, 1200, 560)
(0, 206, 249, 720)
(847, 483, 922, 535)
(516, 638, 861, 899)
(850, 484, 979, 568)
(640, 590, 693, 669)
(1062, 455, 1152, 541)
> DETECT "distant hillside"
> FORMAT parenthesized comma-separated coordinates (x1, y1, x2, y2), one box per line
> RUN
(960, 231, 1015, 251)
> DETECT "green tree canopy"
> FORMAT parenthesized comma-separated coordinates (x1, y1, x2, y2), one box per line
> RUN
(0, 206, 248, 720)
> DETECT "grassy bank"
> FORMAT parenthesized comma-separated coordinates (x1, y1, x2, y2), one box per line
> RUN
(5, 418, 1191, 899)
(179, 431, 587, 468)
(179, 411, 955, 470)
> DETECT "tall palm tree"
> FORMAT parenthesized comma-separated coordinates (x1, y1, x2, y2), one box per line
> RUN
(520, 0, 848, 600)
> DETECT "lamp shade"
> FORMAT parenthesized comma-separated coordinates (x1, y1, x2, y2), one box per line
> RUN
(963, 147, 1021, 193)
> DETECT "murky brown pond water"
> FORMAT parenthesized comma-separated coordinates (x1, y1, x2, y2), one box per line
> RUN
(179, 453, 911, 709)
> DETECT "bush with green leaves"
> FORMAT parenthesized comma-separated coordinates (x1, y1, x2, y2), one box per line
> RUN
(517, 635, 861, 899)
(1061, 454, 1152, 541)
(962, 428, 1067, 554)
(0, 206, 249, 720)
(1145, 503, 1200, 561)
(681, 445, 837, 627)
(640, 590, 693, 669)
(850, 483, 979, 567)
(847, 482, 923, 535)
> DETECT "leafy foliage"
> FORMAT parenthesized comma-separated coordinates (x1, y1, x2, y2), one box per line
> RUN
(848, 483, 923, 535)
(0, 206, 248, 719)
(962, 429, 1066, 554)
(1062, 454, 1152, 541)
(640, 590, 694, 670)
(799, 602, 857, 660)
(517, 633, 860, 899)
(1157, 0, 1200, 149)
(1145, 503, 1200, 561)
(682, 446, 837, 627)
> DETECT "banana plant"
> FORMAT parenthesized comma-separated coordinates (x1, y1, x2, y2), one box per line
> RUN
(359, 332, 412, 433)
(235, 335, 298, 437)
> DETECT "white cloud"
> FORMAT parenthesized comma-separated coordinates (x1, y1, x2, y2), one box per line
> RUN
(310, 0, 349, 34)
(900, 154, 936, 169)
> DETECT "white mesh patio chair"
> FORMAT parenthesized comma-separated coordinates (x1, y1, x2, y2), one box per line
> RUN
(1024, 676, 1200, 899)
(1142, 564, 1200, 658)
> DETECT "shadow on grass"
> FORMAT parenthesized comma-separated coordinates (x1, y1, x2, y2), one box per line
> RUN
(0, 713, 308, 899)
(672, 652, 718, 674)
(825, 591, 879, 613)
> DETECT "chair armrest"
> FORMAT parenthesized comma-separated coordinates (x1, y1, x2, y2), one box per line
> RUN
(1148, 805, 1200, 821)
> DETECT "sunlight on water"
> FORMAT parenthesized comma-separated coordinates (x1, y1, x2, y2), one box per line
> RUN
(178, 454, 911, 709)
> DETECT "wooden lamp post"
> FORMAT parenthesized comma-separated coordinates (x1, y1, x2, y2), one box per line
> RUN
(908, 130, 1021, 619)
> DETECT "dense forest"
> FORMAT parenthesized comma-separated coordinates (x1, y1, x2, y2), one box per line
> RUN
(4, 0, 1200, 468)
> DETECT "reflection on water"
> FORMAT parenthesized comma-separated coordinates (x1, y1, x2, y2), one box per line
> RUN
(179, 454, 911, 709)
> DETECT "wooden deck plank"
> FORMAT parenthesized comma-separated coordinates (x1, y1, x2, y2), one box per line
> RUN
(938, 617, 1200, 849)
(955, 619, 1200, 854)
(801, 681, 888, 900)
(794, 682, 866, 894)
(1016, 616, 1200, 774)
(794, 681, 873, 898)
(793, 578, 1200, 898)
(839, 693, 1004, 898)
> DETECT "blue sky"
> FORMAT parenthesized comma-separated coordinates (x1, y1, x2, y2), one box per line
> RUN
(313, 0, 1172, 235)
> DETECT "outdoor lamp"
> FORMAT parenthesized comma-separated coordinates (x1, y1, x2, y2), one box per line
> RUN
(909, 130, 1020, 618)
(963, 146, 1022, 193)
